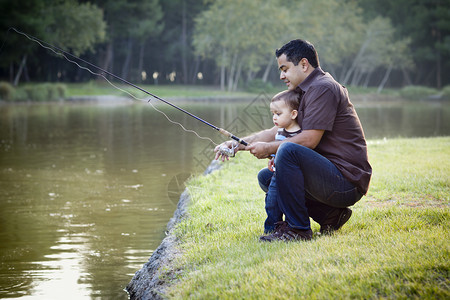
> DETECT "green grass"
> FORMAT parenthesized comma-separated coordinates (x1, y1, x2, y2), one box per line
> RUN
(164, 137, 449, 299)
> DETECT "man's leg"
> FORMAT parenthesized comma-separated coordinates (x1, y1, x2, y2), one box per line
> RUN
(274, 142, 362, 230)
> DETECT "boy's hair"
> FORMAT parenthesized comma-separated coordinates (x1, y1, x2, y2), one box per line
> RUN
(271, 90, 301, 112)
(275, 39, 320, 68)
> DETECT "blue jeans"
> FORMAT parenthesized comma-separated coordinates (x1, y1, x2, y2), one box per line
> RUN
(258, 142, 362, 232)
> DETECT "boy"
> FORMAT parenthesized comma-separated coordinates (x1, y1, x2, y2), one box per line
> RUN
(259, 90, 301, 233)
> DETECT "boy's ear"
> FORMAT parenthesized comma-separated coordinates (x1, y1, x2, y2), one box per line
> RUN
(291, 109, 298, 119)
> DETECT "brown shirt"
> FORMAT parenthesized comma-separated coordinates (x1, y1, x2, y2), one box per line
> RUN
(297, 67, 372, 194)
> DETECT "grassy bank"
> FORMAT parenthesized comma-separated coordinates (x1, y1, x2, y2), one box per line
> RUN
(164, 137, 449, 298)
(2, 81, 450, 102)
(65, 82, 257, 99)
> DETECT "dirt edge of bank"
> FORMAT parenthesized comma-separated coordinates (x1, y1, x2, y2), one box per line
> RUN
(126, 160, 222, 299)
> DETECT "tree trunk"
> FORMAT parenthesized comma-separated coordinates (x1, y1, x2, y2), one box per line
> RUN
(9, 62, 14, 83)
(401, 66, 413, 86)
(121, 37, 133, 80)
(233, 59, 242, 91)
(227, 53, 238, 91)
(436, 29, 442, 89)
(13, 55, 27, 86)
(342, 39, 370, 85)
(138, 42, 145, 83)
(363, 71, 372, 88)
(377, 64, 393, 94)
(220, 48, 226, 90)
(262, 58, 274, 83)
(190, 56, 200, 84)
(181, 0, 188, 84)
(102, 41, 114, 75)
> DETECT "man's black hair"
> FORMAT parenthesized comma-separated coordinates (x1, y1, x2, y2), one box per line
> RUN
(275, 39, 320, 68)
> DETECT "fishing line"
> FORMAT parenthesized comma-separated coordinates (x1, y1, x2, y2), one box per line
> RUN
(8, 27, 249, 149)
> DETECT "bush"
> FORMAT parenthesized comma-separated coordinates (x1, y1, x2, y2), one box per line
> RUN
(0, 81, 15, 101)
(23, 85, 49, 102)
(12, 88, 28, 101)
(399, 85, 439, 101)
(441, 85, 450, 101)
(16, 83, 67, 102)
(54, 83, 67, 99)
(245, 79, 274, 93)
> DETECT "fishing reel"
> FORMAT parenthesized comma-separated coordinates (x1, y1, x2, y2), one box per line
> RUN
(218, 143, 238, 158)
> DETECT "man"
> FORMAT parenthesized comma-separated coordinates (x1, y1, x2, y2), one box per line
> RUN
(215, 39, 372, 242)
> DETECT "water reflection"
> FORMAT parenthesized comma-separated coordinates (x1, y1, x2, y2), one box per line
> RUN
(356, 101, 449, 138)
(0, 99, 448, 299)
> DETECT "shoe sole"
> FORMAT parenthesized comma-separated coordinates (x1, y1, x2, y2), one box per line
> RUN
(335, 208, 352, 230)
(320, 208, 352, 234)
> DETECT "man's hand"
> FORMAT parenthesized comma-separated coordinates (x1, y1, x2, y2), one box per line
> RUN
(214, 141, 241, 162)
(246, 142, 274, 159)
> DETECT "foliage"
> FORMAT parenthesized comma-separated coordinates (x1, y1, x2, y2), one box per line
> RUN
(356, 0, 450, 88)
(0, 81, 14, 101)
(0, 0, 449, 89)
(165, 137, 449, 298)
(442, 86, 450, 101)
(399, 86, 440, 101)
(193, 0, 288, 91)
(340, 17, 413, 88)
(13, 83, 67, 102)
(245, 79, 275, 94)
(0, 0, 106, 84)
(44, 2, 106, 56)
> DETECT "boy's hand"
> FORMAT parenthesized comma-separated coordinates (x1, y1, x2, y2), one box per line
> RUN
(268, 157, 275, 172)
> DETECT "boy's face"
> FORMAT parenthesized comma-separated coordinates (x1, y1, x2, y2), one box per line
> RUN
(277, 54, 307, 91)
(270, 100, 297, 130)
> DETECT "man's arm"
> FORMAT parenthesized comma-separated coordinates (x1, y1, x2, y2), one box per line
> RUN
(242, 126, 278, 145)
(214, 126, 278, 161)
(246, 129, 324, 159)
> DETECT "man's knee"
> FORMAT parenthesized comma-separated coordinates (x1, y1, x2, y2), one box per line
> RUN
(275, 142, 310, 164)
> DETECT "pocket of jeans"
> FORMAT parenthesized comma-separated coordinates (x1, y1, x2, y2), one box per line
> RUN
(326, 187, 362, 208)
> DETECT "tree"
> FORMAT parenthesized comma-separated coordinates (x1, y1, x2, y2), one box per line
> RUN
(339, 17, 412, 90)
(157, 0, 206, 85)
(93, 0, 163, 81)
(283, 0, 366, 81)
(193, 0, 289, 91)
(0, 0, 106, 85)
(357, 0, 450, 88)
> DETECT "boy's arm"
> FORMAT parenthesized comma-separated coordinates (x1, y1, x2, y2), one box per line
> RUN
(241, 126, 278, 145)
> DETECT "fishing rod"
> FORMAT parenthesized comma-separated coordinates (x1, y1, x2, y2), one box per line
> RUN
(9, 28, 247, 155)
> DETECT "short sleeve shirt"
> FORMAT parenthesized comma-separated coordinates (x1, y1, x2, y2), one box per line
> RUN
(297, 67, 372, 194)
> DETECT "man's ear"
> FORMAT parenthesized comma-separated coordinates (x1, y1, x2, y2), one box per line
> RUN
(291, 109, 298, 120)
(300, 58, 309, 72)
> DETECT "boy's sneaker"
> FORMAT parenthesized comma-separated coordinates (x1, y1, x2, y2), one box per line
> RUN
(260, 221, 312, 242)
(320, 208, 352, 235)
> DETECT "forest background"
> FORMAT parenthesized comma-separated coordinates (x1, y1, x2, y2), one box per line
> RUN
(0, 0, 449, 93)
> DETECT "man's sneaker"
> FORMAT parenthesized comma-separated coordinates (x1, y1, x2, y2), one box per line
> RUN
(320, 208, 352, 235)
(260, 221, 312, 242)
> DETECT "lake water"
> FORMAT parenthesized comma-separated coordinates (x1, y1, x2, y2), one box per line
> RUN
(0, 96, 449, 299)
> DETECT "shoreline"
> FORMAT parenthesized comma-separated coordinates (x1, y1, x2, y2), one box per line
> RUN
(126, 160, 222, 300)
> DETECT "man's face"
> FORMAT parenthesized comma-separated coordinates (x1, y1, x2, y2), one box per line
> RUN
(277, 54, 306, 91)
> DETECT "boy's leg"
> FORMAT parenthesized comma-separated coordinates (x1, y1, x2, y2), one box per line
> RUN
(257, 167, 273, 193)
(263, 173, 283, 233)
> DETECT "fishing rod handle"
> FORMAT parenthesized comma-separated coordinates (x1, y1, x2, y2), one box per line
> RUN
(218, 128, 248, 146)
